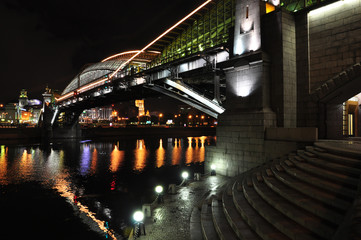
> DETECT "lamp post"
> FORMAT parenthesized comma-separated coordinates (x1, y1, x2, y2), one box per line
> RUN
(158, 113, 163, 126)
(211, 164, 217, 176)
(133, 210, 145, 239)
(155, 185, 164, 203)
(181, 171, 189, 186)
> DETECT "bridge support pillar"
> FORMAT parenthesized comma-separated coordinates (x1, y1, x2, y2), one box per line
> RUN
(206, 53, 279, 176)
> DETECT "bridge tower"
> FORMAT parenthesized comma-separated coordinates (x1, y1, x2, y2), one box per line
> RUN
(206, 0, 299, 176)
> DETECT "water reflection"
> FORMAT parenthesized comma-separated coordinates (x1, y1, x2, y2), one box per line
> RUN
(156, 139, 165, 168)
(110, 146, 124, 173)
(90, 148, 98, 175)
(0, 145, 7, 184)
(134, 139, 148, 171)
(19, 149, 34, 180)
(0, 136, 215, 238)
(80, 145, 91, 176)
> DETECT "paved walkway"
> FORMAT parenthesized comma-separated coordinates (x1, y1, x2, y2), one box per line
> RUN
(136, 174, 230, 240)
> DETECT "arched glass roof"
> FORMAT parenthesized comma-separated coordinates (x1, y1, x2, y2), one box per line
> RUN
(61, 51, 160, 95)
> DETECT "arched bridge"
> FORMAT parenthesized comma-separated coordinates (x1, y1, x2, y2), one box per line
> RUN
(52, 0, 319, 126)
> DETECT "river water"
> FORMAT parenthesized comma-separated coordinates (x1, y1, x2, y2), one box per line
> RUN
(0, 135, 215, 239)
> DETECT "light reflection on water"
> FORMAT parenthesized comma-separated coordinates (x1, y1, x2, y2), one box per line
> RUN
(0, 136, 215, 237)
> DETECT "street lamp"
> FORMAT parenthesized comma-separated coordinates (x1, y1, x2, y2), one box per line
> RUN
(180, 171, 189, 186)
(182, 171, 189, 179)
(155, 185, 163, 194)
(155, 185, 164, 204)
(133, 210, 146, 238)
(133, 211, 144, 223)
(211, 164, 217, 176)
(159, 113, 163, 125)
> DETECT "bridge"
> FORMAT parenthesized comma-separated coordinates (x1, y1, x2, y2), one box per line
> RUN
(50, 0, 320, 126)
(42, 0, 361, 176)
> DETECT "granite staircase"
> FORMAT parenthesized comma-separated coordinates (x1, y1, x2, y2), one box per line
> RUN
(191, 142, 361, 240)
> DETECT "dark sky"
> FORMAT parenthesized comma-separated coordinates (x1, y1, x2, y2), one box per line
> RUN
(0, 0, 206, 105)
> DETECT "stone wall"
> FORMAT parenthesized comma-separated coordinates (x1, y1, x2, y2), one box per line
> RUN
(282, 11, 297, 127)
(308, 0, 361, 92)
(206, 109, 276, 176)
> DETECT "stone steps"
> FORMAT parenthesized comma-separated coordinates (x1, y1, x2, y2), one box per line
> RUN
(243, 175, 321, 240)
(252, 172, 336, 239)
(273, 162, 351, 211)
(283, 157, 356, 200)
(261, 169, 343, 225)
(211, 199, 238, 240)
(201, 203, 219, 240)
(232, 179, 290, 240)
(297, 151, 361, 177)
(288, 155, 359, 187)
(306, 146, 361, 169)
(193, 142, 361, 240)
(222, 186, 261, 240)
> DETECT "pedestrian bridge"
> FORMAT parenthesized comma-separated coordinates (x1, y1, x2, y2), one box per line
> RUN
(52, 0, 327, 126)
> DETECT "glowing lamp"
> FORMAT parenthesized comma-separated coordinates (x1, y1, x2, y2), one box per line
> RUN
(182, 171, 189, 179)
(133, 211, 144, 223)
(211, 164, 217, 176)
(155, 185, 163, 194)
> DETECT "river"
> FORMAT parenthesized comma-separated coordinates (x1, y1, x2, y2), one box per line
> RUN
(0, 135, 215, 239)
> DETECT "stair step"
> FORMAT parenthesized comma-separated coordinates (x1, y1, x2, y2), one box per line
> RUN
(284, 160, 294, 167)
(256, 172, 263, 182)
(266, 168, 273, 177)
(288, 156, 359, 187)
(262, 169, 344, 225)
(243, 175, 321, 240)
(312, 146, 328, 153)
(190, 207, 203, 240)
(314, 141, 361, 159)
(201, 203, 219, 240)
(271, 163, 351, 212)
(232, 180, 290, 240)
(284, 157, 356, 200)
(298, 152, 361, 177)
(276, 164, 284, 172)
(294, 155, 305, 162)
(222, 188, 261, 240)
(211, 199, 238, 240)
(307, 146, 361, 169)
(252, 172, 336, 239)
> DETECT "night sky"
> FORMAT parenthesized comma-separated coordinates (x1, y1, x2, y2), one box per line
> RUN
(0, 0, 206, 109)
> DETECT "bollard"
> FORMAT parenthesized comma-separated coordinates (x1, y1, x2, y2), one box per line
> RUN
(194, 173, 201, 181)
(168, 184, 176, 194)
(142, 204, 151, 217)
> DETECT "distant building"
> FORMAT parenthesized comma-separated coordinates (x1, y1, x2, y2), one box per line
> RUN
(79, 106, 113, 123)
(0, 89, 42, 125)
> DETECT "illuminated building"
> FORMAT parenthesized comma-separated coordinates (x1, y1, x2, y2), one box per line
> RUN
(135, 100, 145, 116)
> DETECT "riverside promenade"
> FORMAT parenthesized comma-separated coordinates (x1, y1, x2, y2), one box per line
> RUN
(135, 139, 361, 240)
(136, 174, 230, 240)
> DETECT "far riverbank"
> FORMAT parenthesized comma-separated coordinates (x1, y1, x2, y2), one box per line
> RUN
(0, 126, 216, 142)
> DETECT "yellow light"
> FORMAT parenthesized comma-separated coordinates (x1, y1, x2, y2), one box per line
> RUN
(108, 0, 213, 78)
(188, 115, 192, 119)
(101, 50, 141, 62)
(159, 113, 163, 117)
(265, 3, 275, 13)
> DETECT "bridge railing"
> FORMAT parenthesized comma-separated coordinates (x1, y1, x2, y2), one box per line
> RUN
(148, 0, 235, 68)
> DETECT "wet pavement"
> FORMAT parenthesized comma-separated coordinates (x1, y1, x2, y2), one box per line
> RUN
(136, 174, 230, 240)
